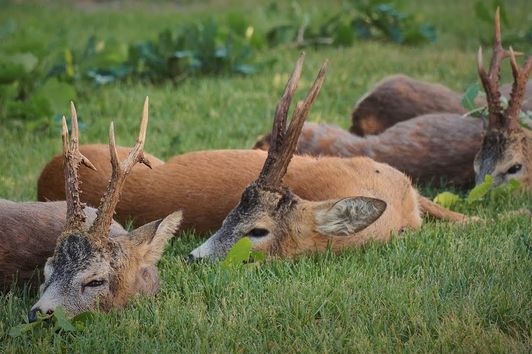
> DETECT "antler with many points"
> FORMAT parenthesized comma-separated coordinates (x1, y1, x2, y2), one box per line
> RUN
(257, 53, 329, 188)
(476, 7, 513, 129)
(88, 97, 152, 243)
(505, 48, 532, 129)
(62, 102, 96, 234)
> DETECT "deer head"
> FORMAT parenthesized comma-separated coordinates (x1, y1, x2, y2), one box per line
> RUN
(188, 54, 386, 261)
(29, 99, 182, 321)
(474, 8, 532, 189)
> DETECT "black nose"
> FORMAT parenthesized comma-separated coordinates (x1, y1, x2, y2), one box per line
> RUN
(184, 254, 196, 264)
(28, 308, 41, 323)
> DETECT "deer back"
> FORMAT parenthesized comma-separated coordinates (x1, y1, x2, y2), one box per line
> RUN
(255, 113, 483, 187)
(350, 75, 467, 136)
(0, 199, 125, 289)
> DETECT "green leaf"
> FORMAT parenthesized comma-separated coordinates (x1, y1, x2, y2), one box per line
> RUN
(10, 52, 39, 73)
(466, 175, 493, 202)
(8, 322, 39, 338)
(53, 307, 76, 332)
(433, 192, 461, 209)
(222, 237, 253, 268)
(461, 82, 480, 111)
(32, 78, 77, 115)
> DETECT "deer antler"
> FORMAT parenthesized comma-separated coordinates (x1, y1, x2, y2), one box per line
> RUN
(88, 97, 152, 242)
(505, 47, 532, 129)
(258, 53, 329, 188)
(62, 102, 97, 234)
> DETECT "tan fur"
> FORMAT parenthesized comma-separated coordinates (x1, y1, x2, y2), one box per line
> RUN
(254, 114, 483, 187)
(38, 147, 464, 235)
(0, 199, 124, 289)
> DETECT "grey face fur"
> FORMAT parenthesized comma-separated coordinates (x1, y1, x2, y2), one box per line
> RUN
(189, 183, 298, 261)
(29, 212, 182, 320)
(474, 129, 528, 187)
(32, 234, 119, 317)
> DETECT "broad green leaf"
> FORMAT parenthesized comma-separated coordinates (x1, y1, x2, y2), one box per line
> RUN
(53, 307, 76, 332)
(433, 192, 461, 209)
(461, 82, 480, 110)
(8, 322, 38, 337)
(32, 78, 77, 115)
(10, 52, 39, 73)
(222, 237, 253, 268)
(466, 175, 493, 202)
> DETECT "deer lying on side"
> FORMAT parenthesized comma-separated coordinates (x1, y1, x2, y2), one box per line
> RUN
(349, 74, 530, 136)
(28, 100, 182, 320)
(254, 11, 532, 190)
(254, 114, 483, 187)
(188, 56, 472, 261)
(0, 200, 124, 290)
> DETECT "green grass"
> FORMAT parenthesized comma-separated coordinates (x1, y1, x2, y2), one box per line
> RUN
(1, 0, 531, 352)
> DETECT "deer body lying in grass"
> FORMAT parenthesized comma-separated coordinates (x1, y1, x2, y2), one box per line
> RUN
(123, 54, 469, 261)
(349, 74, 530, 137)
(27, 100, 182, 320)
(254, 113, 483, 187)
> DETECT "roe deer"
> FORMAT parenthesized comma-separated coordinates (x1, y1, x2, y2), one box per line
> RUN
(188, 54, 470, 261)
(0, 200, 124, 290)
(253, 114, 483, 187)
(37, 55, 467, 236)
(349, 75, 530, 137)
(473, 8, 532, 189)
(29, 100, 182, 320)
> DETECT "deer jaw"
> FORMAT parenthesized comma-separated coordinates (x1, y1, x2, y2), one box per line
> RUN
(188, 184, 386, 261)
(474, 128, 531, 188)
(30, 212, 182, 318)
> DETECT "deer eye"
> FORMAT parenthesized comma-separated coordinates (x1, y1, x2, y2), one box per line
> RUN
(247, 228, 269, 238)
(507, 164, 522, 174)
(84, 280, 105, 288)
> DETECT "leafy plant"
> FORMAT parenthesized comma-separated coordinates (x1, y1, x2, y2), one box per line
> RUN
(221, 237, 265, 269)
(9, 307, 94, 338)
(265, 0, 437, 48)
(433, 175, 522, 210)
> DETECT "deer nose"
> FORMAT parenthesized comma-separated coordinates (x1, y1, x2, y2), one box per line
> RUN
(184, 254, 197, 264)
(28, 308, 41, 323)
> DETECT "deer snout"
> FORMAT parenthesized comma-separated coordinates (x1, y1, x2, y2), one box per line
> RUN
(28, 307, 53, 323)
(184, 254, 197, 264)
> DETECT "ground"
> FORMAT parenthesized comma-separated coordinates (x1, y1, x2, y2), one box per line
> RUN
(0, 0, 531, 352)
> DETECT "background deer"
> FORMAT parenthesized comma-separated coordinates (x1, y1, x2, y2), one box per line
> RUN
(473, 8, 532, 190)
(350, 74, 530, 137)
(253, 114, 483, 187)
(255, 11, 531, 190)
(189, 55, 470, 261)
(29, 100, 182, 320)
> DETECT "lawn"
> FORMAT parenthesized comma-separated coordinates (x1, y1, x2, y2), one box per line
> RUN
(1, 0, 531, 352)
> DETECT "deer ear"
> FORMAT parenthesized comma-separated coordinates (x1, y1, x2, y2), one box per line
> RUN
(314, 197, 386, 237)
(128, 211, 183, 265)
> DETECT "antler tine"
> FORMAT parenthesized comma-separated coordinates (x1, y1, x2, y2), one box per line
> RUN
(258, 53, 305, 185)
(62, 103, 96, 234)
(88, 97, 152, 242)
(505, 47, 532, 129)
(258, 57, 329, 188)
(477, 7, 512, 129)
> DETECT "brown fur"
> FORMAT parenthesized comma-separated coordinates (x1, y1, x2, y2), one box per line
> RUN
(349, 75, 531, 136)
(254, 114, 483, 187)
(0, 199, 124, 289)
(38, 146, 465, 235)
(350, 75, 467, 135)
